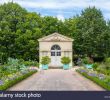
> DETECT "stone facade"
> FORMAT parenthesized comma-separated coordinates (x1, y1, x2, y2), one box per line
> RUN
(38, 32, 73, 68)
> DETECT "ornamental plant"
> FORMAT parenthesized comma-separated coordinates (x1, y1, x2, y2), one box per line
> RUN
(82, 57, 93, 64)
(105, 58, 110, 70)
(7, 57, 21, 72)
(23, 61, 38, 66)
(41, 56, 51, 65)
(92, 63, 99, 70)
(61, 57, 71, 64)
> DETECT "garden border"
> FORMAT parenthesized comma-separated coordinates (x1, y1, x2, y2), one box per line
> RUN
(76, 70, 110, 91)
(0, 71, 37, 90)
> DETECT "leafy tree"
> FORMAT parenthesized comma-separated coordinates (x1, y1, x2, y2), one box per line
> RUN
(0, 2, 42, 63)
(0, 2, 27, 63)
(73, 7, 107, 57)
(0, 3, 110, 64)
(41, 16, 59, 35)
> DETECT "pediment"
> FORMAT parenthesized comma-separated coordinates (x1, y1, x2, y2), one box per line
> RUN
(38, 32, 73, 42)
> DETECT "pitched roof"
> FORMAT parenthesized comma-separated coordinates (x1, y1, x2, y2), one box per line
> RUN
(38, 32, 74, 42)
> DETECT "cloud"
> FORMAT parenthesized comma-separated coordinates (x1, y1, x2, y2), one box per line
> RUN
(8, 0, 109, 11)
(104, 13, 110, 20)
(0, 0, 109, 10)
(57, 14, 65, 21)
(0, 0, 110, 20)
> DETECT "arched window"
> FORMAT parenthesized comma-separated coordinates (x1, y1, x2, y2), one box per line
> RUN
(51, 45, 61, 56)
(51, 45, 61, 50)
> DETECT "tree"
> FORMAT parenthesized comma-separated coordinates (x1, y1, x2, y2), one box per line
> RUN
(0, 2, 43, 63)
(73, 7, 107, 57)
(0, 2, 27, 63)
(41, 16, 59, 36)
(0, 2, 110, 64)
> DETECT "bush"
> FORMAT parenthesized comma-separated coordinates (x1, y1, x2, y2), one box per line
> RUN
(0, 70, 37, 90)
(23, 61, 39, 67)
(77, 70, 110, 90)
(82, 57, 93, 64)
(92, 63, 99, 70)
(96, 64, 110, 75)
(82, 57, 88, 64)
(0, 57, 38, 90)
(61, 57, 71, 64)
(105, 58, 110, 63)
(7, 58, 21, 72)
(41, 56, 51, 65)
(105, 58, 110, 70)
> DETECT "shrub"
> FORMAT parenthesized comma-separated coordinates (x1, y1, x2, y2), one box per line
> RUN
(97, 61, 110, 71)
(96, 66, 110, 75)
(105, 58, 110, 63)
(77, 70, 110, 90)
(0, 57, 38, 90)
(0, 70, 37, 90)
(82, 57, 93, 64)
(61, 57, 71, 64)
(82, 57, 88, 64)
(23, 61, 39, 67)
(105, 58, 110, 70)
(41, 56, 51, 65)
(92, 63, 99, 70)
(7, 58, 21, 72)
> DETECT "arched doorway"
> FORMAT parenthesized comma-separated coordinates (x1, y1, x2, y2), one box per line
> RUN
(50, 45, 62, 67)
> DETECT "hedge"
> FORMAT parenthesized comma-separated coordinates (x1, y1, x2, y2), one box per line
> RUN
(77, 70, 110, 91)
(0, 70, 37, 90)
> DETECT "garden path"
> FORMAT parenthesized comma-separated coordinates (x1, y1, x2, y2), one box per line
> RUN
(8, 68, 104, 91)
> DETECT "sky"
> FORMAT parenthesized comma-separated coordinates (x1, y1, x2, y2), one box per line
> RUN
(0, 0, 110, 21)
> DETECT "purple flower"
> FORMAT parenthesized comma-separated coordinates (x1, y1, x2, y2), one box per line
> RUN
(21, 70, 28, 74)
(29, 69, 37, 71)
(79, 69, 87, 73)
(0, 80, 4, 85)
(7, 77, 14, 81)
(87, 72, 97, 77)
(29, 67, 38, 71)
(98, 74, 105, 80)
(98, 74, 104, 77)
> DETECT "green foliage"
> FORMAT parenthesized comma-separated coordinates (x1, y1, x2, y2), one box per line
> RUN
(92, 63, 99, 70)
(0, 65, 8, 78)
(23, 61, 39, 66)
(0, 70, 36, 90)
(82, 57, 93, 64)
(77, 70, 110, 90)
(7, 57, 22, 72)
(0, 2, 42, 63)
(41, 16, 59, 35)
(41, 56, 51, 65)
(0, 57, 38, 90)
(104, 58, 110, 70)
(73, 7, 108, 57)
(61, 57, 71, 64)
(82, 57, 89, 64)
(95, 62, 110, 75)
(105, 58, 110, 63)
(0, 3, 110, 64)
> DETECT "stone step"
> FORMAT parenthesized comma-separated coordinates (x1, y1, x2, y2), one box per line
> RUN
(49, 66, 63, 69)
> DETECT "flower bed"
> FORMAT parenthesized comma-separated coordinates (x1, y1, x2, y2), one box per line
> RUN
(0, 70, 37, 90)
(0, 58, 38, 90)
(76, 68, 110, 90)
